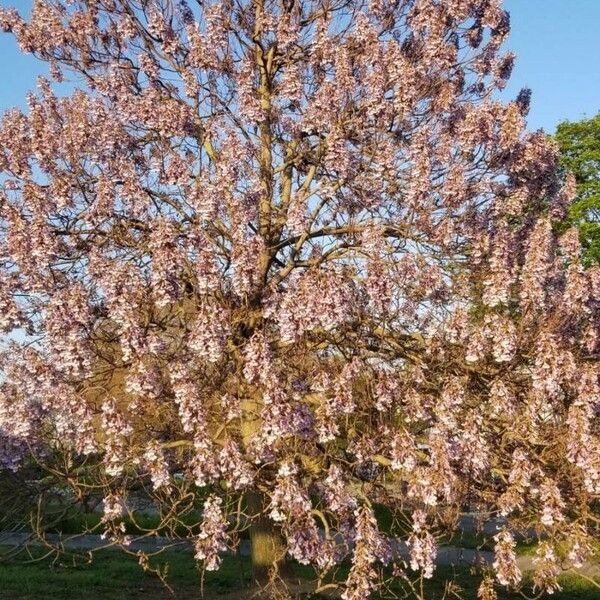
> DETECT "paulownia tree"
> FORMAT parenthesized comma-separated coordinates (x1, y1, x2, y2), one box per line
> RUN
(0, 0, 598, 598)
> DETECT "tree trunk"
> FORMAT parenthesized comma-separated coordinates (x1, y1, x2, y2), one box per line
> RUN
(245, 490, 290, 585)
(240, 395, 290, 587)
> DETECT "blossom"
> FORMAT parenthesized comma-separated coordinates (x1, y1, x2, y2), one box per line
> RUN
(44, 283, 94, 378)
(187, 303, 229, 363)
(101, 400, 133, 478)
(521, 219, 554, 310)
(566, 525, 594, 569)
(147, 218, 184, 308)
(272, 267, 357, 343)
(242, 331, 274, 386)
(373, 370, 401, 412)
(342, 505, 391, 600)
(101, 494, 124, 523)
(194, 495, 229, 571)
(493, 529, 521, 587)
(389, 429, 418, 472)
(532, 542, 562, 594)
(219, 440, 254, 490)
(142, 441, 171, 493)
(322, 464, 358, 513)
(408, 530, 437, 578)
(539, 479, 565, 526)
(477, 576, 498, 600)
(268, 462, 312, 523)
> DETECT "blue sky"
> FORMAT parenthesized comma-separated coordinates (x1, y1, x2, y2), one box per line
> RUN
(502, 0, 600, 131)
(0, 0, 598, 133)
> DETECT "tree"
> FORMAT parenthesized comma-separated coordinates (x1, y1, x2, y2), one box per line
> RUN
(555, 112, 600, 266)
(0, 1, 598, 599)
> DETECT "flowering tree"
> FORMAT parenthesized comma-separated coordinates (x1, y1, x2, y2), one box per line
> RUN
(0, 0, 598, 598)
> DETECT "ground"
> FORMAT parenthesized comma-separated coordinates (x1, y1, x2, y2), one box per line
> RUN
(0, 546, 598, 600)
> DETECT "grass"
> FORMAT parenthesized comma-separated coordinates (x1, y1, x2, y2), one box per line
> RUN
(409, 567, 599, 600)
(0, 547, 198, 600)
(0, 546, 250, 600)
(0, 545, 598, 600)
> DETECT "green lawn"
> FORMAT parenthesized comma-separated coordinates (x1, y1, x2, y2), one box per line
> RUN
(0, 547, 198, 600)
(414, 567, 599, 600)
(0, 546, 598, 600)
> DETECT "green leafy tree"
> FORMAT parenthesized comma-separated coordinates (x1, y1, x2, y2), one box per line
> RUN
(555, 112, 600, 265)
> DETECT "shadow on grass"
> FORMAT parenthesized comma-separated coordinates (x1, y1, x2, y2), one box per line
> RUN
(0, 545, 598, 600)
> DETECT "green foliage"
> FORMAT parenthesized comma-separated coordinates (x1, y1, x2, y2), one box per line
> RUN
(555, 112, 600, 265)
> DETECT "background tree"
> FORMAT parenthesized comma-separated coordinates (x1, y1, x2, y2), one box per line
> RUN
(0, 1, 598, 599)
(555, 112, 600, 266)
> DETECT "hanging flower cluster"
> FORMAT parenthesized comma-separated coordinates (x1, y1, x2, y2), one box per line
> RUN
(194, 495, 230, 571)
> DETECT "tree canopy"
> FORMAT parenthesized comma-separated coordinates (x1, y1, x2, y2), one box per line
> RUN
(555, 112, 600, 266)
(0, 1, 598, 599)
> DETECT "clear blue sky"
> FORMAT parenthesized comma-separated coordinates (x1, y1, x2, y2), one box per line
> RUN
(502, 0, 600, 131)
(0, 0, 598, 133)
